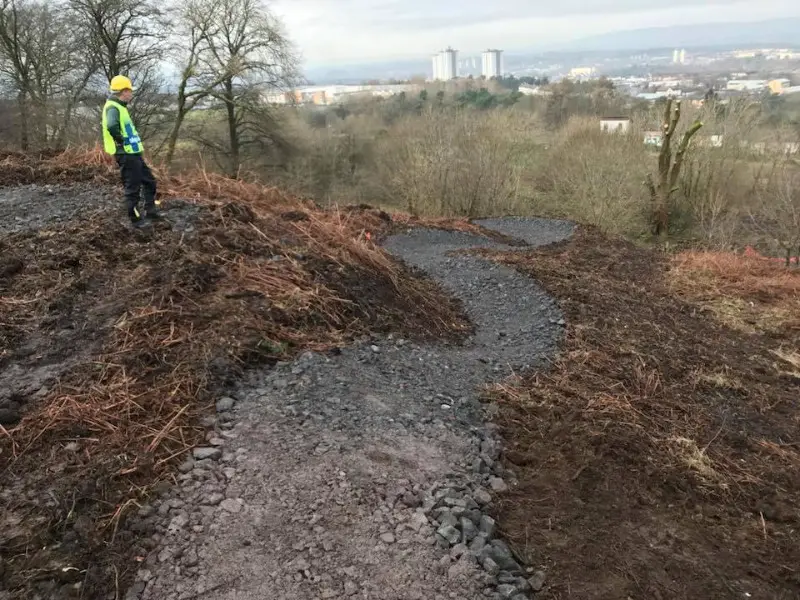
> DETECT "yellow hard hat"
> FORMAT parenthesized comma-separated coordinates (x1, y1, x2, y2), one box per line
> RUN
(110, 75, 133, 92)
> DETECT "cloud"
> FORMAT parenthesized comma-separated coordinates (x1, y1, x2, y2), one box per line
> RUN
(269, 0, 799, 65)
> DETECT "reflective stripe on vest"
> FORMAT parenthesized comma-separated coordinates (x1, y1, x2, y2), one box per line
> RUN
(123, 121, 142, 153)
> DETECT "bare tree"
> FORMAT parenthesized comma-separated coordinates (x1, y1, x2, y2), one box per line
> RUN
(749, 158, 800, 266)
(190, 0, 297, 177)
(0, 0, 36, 149)
(68, 0, 162, 80)
(679, 100, 761, 248)
(68, 0, 168, 136)
(0, 0, 91, 149)
(162, 0, 225, 168)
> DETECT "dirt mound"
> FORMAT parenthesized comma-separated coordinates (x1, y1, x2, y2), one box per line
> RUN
(482, 229, 800, 599)
(0, 148, 115, 187)
(0, 150, 472, 599)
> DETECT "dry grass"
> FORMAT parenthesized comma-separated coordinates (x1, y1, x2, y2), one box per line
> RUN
(0, 147, 473, 598)
(772, 347, 800, 379)
(668, 249, 800, 333)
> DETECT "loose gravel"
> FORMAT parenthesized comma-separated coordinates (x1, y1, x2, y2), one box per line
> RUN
(125, 218, 574, 600)
(0, 183, 116, 235)
(0, 183, 202, 237)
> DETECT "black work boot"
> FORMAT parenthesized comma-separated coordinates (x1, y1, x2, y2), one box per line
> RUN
(144, 206, 164, 220)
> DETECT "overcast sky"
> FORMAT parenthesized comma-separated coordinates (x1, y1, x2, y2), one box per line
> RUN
(270, 0, 799, 66)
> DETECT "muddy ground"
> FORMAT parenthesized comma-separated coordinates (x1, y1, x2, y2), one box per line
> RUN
(484, 230, 800, 600)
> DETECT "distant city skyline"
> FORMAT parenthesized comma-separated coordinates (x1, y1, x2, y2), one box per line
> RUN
(271, 0, 799, 67)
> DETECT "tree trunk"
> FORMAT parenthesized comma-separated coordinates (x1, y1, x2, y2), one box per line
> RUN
(17, 92, 29, 151)
(648, 99, 702, 237)
(164, 96, 187, 169)
(223, 78, 239, 178)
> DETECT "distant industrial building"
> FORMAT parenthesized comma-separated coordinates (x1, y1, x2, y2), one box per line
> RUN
(636, 88, 683, 101)
(569, 66, 596, 79)
(264, 84, 419, 106)
(768, 79, 793, 94)
(432, 47, 458, 81)
(481, 49, 503, 79)
(519, 85, 551, 96)
(726, 79, 768, 92)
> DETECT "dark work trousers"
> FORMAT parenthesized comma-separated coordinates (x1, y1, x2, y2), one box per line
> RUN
(115, 153, 157, 221)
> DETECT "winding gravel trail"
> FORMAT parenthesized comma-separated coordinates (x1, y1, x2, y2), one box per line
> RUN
(128, 218, 574, 600)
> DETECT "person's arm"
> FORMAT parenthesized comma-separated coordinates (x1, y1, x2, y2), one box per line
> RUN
(105, 105, 125, 147)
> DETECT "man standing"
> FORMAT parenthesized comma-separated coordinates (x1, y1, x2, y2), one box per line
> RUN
(102, 75, 162, 227)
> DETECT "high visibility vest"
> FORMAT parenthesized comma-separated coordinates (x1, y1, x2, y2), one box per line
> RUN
(102, 99, 143, 155)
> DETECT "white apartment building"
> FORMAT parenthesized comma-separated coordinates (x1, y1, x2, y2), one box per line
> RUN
(481, 49, 503, 79)
(432, 47, 458, 81)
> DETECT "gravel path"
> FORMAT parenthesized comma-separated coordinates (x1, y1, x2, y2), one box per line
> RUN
(0, 183, 117, 235)
(126, 218, 574, 600)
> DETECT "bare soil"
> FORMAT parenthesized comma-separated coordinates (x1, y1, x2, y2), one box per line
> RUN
(483, 228, 800, 600)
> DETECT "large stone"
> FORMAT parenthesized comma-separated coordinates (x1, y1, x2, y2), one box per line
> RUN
(469, 533, 487, 556)
(380, 532, 396, 544)
(436, 524, 461, 546)
(487, 540, 522, 573)
(202, 493, 224, 506)
(528, 570, 546, 591)
(409, 512, 429, 532)
(438, 510, 459, 529)
(473, 487, 492, 505)
(479, 515, 496, 538)
(192, 447, 222, 461)
(215, 396, 235, 412)
(177, 459, 194, 474)
(220, 498, 244, 513)
(461, 517, 478, 542)
(496, 584, 517, 599)
(444, 497, 467, 508)
(488, 477, 509, 493)
(481, 556, 500, 575)
(344, 581, 358, 596)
